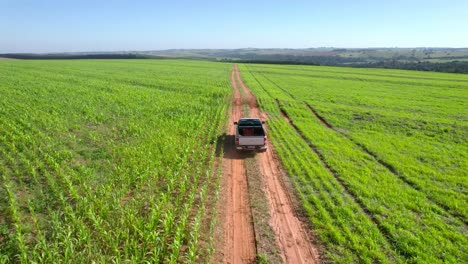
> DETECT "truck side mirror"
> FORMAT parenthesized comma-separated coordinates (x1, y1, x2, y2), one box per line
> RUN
(262, 121, 265, 124)
(234, 122, 238, 125)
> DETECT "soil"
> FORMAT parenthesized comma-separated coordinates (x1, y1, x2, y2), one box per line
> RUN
(216, 66, 257, 264)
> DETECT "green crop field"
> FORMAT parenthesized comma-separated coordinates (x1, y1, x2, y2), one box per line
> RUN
(1, 59, 467, 263)
(0, 60, 231, 263)
(239, 64, 468, 263)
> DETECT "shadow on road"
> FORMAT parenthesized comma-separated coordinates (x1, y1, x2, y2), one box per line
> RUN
(216, 134, 257, 160)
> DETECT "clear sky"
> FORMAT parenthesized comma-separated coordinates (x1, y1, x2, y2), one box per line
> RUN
(1, 0, 467, 53)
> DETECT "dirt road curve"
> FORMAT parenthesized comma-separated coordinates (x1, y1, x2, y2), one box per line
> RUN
(233, 65, 319, 263)
(221, 67, 257, 264)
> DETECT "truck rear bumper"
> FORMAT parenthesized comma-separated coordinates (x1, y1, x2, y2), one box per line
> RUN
(236, 145, 267, 151)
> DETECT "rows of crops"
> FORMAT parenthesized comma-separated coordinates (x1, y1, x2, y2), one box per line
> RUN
(239, 64, 468, 263)
(0, 60, 231, 262)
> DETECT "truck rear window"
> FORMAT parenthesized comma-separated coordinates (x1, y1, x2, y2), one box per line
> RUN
(239, 127, 265, 136)
(238, 119, 262, 126)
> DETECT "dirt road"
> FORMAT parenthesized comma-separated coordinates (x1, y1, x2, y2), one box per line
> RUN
(220, 67, 257, 264)
(234, 65, 319, 263)
(218, 65, 319, 263)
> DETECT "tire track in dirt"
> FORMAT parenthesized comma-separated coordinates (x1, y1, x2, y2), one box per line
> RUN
(219, 66, 257, 264)
(233, 65, 320, 263)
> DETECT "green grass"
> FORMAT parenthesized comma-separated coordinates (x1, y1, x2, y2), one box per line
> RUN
(0, 59, 231, 263)
(239, 63, 468, 263)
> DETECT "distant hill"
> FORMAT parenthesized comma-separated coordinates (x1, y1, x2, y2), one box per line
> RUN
(2, 48, 468, 73)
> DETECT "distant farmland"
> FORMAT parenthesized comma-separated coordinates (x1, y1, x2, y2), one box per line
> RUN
(0, 59, 467, 263)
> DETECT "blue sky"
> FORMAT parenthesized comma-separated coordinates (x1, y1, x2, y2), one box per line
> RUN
(1, 0, 467, 53)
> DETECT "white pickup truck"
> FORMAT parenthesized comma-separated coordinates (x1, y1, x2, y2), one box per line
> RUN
(234, 118, 267, 151)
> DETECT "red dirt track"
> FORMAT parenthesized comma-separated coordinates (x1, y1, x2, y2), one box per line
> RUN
(218, 65, 319, 263)
(221, 67, 257, 264)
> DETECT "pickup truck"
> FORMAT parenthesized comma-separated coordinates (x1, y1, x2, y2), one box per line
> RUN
(234, 118, 267, 151)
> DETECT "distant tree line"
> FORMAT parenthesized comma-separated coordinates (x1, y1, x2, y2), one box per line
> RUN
(350, 61, 468, 74)
(220, 54, 468, 74)
(0, 53, 154, 60)
(230, 54, 363, 64)
(2, 52, 467, 74)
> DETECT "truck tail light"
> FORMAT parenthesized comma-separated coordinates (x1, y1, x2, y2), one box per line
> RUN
(235, 137, 239, 145)
(264, 136, 267, 144)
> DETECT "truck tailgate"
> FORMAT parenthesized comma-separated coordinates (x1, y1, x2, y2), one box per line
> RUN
(239, 137, 264, 146)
